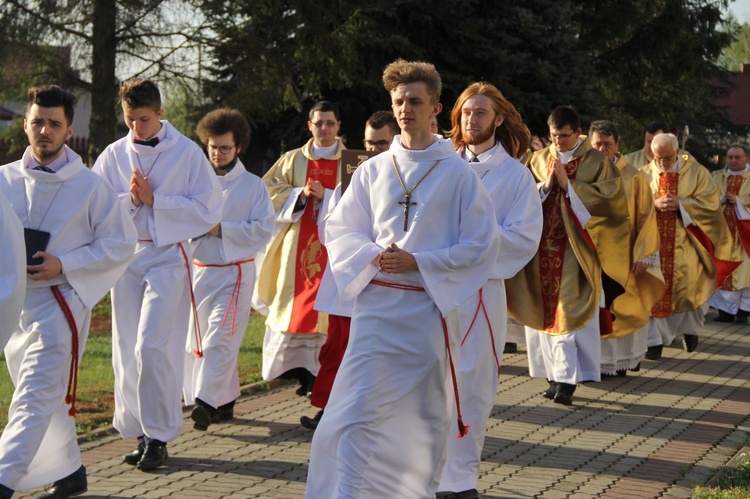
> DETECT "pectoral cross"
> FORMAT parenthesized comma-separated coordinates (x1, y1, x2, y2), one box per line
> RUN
(399, 195, 417, 231)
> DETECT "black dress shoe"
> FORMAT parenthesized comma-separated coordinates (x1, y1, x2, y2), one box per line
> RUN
(736, 314, 748, 324)
(191, 404, 212, 431)
(300, 409, 324, 430)
(122, 437, 145, 465)
(715, 310, 736, 323)
(137, 441, 168, 471)
(215, 400, 235, 421)
(645, 345, 663, 360)
(503, 342, 517, 354)
(683, 334, 699, 353)
(554, 383, 575, 405)
(0, 483, 12, 499)
(543, 380, 558, 399)
(455, 489, 480, 499)
(38, 465, 87, 498)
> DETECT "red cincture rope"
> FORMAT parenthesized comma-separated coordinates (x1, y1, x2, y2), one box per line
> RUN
(371, 279, 470, 438)
(193, 258, 255, 335)
(461, 288, 501, 371)
(176, 242, 204, 358)
(51, 285, 79, 417)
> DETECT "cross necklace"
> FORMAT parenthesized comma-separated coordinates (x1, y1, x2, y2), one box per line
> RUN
(391, 156, 442, 231)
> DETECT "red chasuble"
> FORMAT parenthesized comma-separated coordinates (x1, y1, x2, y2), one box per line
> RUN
(288, 158, 338, 333)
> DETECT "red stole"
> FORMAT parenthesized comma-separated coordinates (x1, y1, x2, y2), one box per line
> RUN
(288, 158, 338, 333)
(652, 172, 679, 318)
(539, 156, 582, 331)
(721, 175, 744, 290)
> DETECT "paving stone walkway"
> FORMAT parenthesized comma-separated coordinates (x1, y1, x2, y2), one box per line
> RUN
(16, 316, 750, 498)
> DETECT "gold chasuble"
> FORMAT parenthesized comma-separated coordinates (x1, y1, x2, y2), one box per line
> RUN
(625, 148, 649, 168)
(507, 140, 630, 335)
(641, 155, 739, 316)
(259, 138, 345, 334)
(603, 155, 665, 338)
(712, 168, 750, 291)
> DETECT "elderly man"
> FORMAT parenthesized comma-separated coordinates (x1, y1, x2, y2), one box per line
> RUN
(589, 120, 664, 377)
(708, 145, 750, 323)
(640, 134, 738, 359)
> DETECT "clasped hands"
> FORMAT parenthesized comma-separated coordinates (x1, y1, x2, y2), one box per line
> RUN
(303, 178, 324, 202)
(654, 194, 679, 212)
(27, 251, 62, 281)
(372, 243, 418, 274)
(543, 159, 569, 193)
(131, 168, 154, 207)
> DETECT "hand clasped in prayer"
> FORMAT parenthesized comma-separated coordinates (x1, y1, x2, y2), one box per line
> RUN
(655, 194, 678, 212)
(130, 168, 154, 207)
(543, 159, 569, 193)
(303, 178, 324, 201)
(377, 243, 418, 274)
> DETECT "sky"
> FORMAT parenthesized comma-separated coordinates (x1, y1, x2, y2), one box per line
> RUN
(730, 0, 750, 22)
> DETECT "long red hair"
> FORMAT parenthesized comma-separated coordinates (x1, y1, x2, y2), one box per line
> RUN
(447, 82, 530, 159)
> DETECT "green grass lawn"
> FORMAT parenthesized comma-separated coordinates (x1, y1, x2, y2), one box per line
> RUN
(0, 300, 267, 434)
(693, 449, 750, 498)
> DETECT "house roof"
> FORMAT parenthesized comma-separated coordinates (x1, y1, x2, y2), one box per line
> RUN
(713, 63, 750, 126)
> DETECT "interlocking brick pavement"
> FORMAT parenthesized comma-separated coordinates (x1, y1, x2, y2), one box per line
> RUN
(14, 316, 750, 498)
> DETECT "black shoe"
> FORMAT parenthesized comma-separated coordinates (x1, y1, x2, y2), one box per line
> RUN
(630, 362, 641, 372)
(300, 409, 324, 430)
(136, 441, 168, 471)
(503, 342, 517, 354)
(616, 369, 627, 377)
(191, 405, 212, 431)
(295, 386, 307, 396)
(0, 483, 12, 499)
(554, 383, 576, 406)
(736, 315, 748, 324)
(645, 345, 663, 360)
(456, 489, 480, 499)
(683, 334, 699, 353)
(122, 437, 145, 465)
(215, 400, 235, 421)
(715, 310, 736, 323)
(543, 380, 558, 399)
(601, 372, 618, 379)
(38, 465, 87, 498)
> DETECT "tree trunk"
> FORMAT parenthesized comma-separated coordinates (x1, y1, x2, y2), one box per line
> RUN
(88, 0, 117, 165)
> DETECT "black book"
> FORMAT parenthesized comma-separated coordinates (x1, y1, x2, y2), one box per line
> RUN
(24, 227, 50, 269)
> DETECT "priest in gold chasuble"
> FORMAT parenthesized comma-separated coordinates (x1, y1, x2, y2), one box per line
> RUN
(708, 145, 750, 323)
(259, 101, 345, 393)
(589, 121, 665, 377)
(507, 106, 630, 405)
(640, 134, 740, 360)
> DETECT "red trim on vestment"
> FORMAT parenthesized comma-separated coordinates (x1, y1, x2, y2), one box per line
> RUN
(194, 258, 255, 335)
(371, 279, 469, 438)
(51, 285, 79, 417)
(461, 288, 501, 372)
(652, 173, 679, 317)
(685, 225, 741, 290)
(177, 242, 203, 358)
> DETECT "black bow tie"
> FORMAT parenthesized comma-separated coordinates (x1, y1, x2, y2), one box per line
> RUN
(134, 137, 159, 147)
(34, 165, 55, 173)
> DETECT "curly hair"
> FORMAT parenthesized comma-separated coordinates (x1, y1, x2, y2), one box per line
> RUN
(196, 108, 252, 152)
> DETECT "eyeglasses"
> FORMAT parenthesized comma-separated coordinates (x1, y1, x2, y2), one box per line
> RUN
(208, 144, 236, 154)
(549, 132, 576, 140)
(364, 139, 392, 149)
(653, 153, 677, 165)
(311, 121, 338, 129)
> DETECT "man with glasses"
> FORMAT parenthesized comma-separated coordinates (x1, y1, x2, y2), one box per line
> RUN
(259, 101, 345, 398)
(184, 108, 274, 431)
(641, 133, 738, 360)
(507, 106, 630, 406)
(363, 110, 397, 152)
(709, 145, 750, 324)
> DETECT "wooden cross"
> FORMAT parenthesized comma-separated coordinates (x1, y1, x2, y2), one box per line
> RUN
(399, 194, 416, 231)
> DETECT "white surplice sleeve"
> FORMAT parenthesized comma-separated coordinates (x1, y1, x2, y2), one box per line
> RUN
(325, 166, 384, 302)
(0, 192, 25, 346)
(59, 177, 137, 309)
(220, 178, 275, 263)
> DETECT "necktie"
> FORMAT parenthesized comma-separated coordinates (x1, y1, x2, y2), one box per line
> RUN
(469, 156, 480, 163)
(34, 165, 55, 173)
(134, 137, 159, 147)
